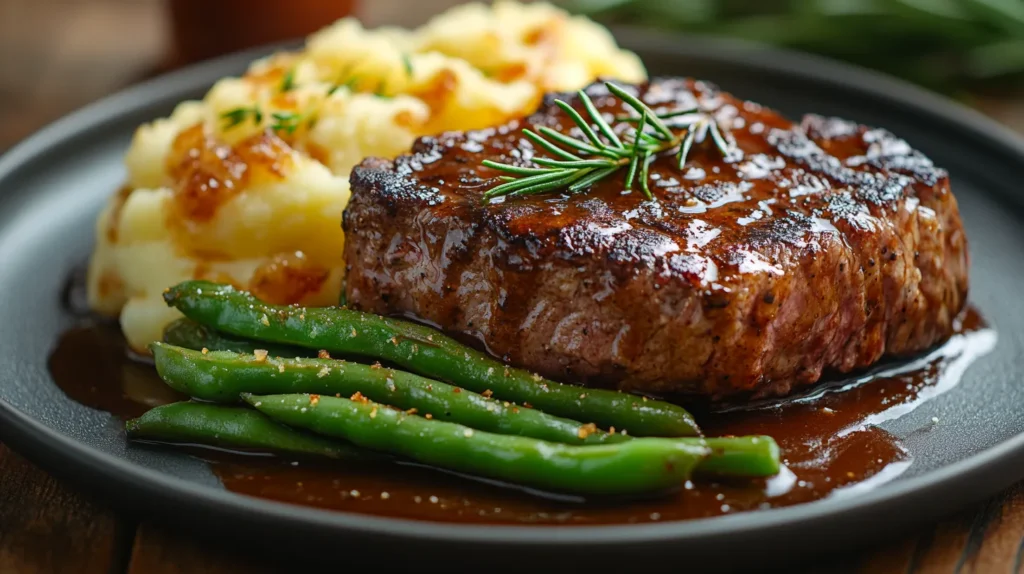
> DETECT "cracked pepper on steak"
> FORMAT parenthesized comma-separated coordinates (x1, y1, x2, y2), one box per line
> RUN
(342, 78, 968, 400)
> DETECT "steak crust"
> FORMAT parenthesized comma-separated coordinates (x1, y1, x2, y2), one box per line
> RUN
(343, 78, 968, 400)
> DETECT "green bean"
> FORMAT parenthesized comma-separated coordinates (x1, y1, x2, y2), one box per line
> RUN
(125, 402, 365, 459)
(164, 280, 699, 437)
(163, 318, 307, 358)
(150, 342, 628, 446)
(132, 377, 777, 478)
(242, 393, 709, 495)
(696, 437, 780, 478)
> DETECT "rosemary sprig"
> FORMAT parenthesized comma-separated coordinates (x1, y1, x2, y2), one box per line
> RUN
(562, 0, 1024, 93)
(481, 81, 734, 202)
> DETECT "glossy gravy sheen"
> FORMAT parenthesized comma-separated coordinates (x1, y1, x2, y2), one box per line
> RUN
(49, 302, 993, 524)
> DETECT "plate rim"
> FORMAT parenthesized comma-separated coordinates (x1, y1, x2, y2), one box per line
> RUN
(1, 27, 1022, 550)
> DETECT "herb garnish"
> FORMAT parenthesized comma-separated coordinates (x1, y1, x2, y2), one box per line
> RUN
(327, 75, 358, 96)
(325, 74, 392, 98)
(280, 68, 296, 92)
(481, 81, 735, 202)
(269, 111, 304, 134)
(219, 106, 312, 135)
(221, 106, 263, 129)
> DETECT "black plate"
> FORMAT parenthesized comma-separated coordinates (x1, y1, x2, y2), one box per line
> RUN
(1, 28, 1022, 571)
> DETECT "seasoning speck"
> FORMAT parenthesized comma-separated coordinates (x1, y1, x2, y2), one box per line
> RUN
(370, 407, 378, 419)
(253, 349, 269, 363)
(463, 429, 474, 437)
(317, 366, 330, 378)
(577, 423, 597, 440)
(482, 389, 493, 398)
(350, 490, 360, 497)
(425, 413, 433, 419)
(380, 492, 390, 500)
(309, 394, 320, 406)
(318, 349, 331, 359)
(429, 496, 439, 504)
(931, 416, 939, 423)
(278, 363, 286, 373)
(260, 314, 270, 326)
(650, 512, 661, 521)
(201, 347, 209, 355)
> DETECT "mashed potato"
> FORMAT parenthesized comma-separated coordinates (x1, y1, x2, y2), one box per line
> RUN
(87, 1, 647, 352)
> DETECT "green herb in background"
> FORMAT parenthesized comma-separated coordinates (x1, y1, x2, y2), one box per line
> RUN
(561, 0, 1024, 95)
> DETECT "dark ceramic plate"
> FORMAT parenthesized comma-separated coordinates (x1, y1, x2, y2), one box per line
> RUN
(0, 28, 1022, 571)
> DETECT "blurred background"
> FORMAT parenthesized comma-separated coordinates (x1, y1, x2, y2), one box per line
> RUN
(3, 0, 1024, 152)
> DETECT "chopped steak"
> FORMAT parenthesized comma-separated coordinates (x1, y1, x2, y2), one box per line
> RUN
(343, 78, 968, 400)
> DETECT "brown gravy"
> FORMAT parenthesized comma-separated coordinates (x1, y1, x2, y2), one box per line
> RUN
(48, 307, 994, 525)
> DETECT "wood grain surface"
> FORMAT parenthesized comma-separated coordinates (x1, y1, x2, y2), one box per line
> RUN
(3, 0, 1024, 572)
(126, 523, 277, 574)
(0, 445, 130, 573)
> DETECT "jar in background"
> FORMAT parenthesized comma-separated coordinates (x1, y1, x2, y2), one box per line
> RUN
(165, 0, 358, 67)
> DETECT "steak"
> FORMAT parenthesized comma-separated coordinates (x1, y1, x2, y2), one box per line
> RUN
(343, 78, 968, 400)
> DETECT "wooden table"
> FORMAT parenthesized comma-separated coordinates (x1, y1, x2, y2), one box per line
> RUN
(5, 1, 1024, 572)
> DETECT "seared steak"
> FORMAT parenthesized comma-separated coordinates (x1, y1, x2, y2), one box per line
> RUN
(343, 78, 968, 400)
